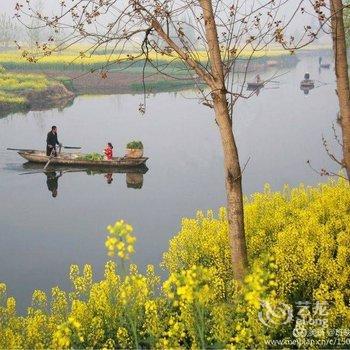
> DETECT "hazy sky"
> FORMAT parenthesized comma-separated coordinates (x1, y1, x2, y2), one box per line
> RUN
(0, 0, 329, 44)
(1, 0, 319, 23)
(1, 0, 15, 14)
(1, 0, 63, 15)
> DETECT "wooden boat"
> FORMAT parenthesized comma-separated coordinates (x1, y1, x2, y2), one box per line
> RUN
(18, 150, 148, 168)
(247, 82, 264, 90)
(300, 79, 315, 88)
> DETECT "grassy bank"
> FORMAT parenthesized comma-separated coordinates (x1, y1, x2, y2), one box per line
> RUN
(0, 68, 49, 113)
(0, 91, 28, 112)
(0, 179, 349, 349)
(0, 67, 74, 117)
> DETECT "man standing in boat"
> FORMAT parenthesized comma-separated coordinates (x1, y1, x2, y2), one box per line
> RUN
(46, 126, 62, 156)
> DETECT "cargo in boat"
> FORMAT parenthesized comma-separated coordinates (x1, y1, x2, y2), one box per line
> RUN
(17, 150, 148, 167)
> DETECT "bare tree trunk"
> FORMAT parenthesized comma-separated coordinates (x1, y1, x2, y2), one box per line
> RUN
(331, 0, 350, 178)
(200, 0, 248, 280)
(213, 91, 249, 281)
(151, 0, 248, 279)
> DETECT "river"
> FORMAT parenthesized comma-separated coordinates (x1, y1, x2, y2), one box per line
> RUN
(0, 53, 341, 311)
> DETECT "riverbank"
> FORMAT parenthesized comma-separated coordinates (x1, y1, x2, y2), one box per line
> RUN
(0, 50, 300, 116)
(0, 69, 75, 117)
(0, 49, 299, 93)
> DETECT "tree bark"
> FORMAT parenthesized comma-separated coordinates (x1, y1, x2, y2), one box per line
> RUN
(199, 0, 248, 280)
(330, 0, 350, 179)
(212, 90, 249, 281)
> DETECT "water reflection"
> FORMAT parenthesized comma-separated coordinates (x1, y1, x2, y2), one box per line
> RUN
(104, 173, 113, 184)
(126, 173, 144, 189)
(45, 171, 63, 198)
(21, 162, 148, 196)
(300, 84, 314, 95)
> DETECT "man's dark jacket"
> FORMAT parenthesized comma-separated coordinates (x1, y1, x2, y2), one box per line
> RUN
(46, 131, 59, 147)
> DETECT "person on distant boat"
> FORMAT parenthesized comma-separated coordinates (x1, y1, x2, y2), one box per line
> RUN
(256, 74, 261, 83)
(46, 126, 62, 156)
(45, 171, 63, 198)
(104, 142, 113, 160)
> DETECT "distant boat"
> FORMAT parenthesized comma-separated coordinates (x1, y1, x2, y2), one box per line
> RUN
(300, 72, 315, 94)
(318, 57, 331, 69)
(247, 81, 264, 90)
(320, 63, 331, 69)
(300, 79, 315, 88)
(300, 72, 314, 88)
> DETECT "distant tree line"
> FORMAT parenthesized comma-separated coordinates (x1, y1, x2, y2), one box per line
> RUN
(0, 14, 19, 48)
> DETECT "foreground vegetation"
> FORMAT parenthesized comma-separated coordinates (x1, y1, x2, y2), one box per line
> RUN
(1, 179, 349, 349)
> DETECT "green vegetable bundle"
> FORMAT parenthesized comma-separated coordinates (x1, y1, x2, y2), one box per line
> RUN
(79, 152, 104, 161)
(126, 141, 143, 149)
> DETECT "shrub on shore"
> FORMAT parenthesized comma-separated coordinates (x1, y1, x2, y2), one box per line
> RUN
(1, 179, 349, 349)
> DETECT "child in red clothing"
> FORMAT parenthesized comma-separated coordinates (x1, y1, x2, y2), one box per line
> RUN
(104, 142, 113, 160)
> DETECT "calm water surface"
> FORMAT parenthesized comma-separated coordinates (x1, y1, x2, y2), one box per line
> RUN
(0, 54, 340, 311)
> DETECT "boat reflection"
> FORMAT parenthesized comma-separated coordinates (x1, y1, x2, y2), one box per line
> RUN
(126, 173, 144, 189)
(300, 85, 314, 95)
(21, 162, 148, 196)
